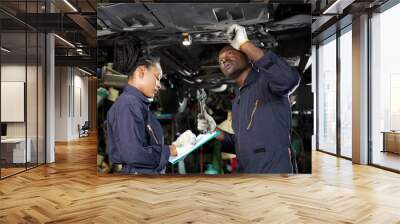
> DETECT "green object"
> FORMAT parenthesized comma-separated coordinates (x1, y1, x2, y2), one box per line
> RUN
(97, 87, 109, 108)
(291, 139, 302, 154)
(211, 141, 223, 174)
(156, 113, 173, 120)
(204, 164, 218, 175)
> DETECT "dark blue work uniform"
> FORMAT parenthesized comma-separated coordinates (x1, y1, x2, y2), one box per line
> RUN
(223, 51, 300, 173)
(107, 85, 170, 174)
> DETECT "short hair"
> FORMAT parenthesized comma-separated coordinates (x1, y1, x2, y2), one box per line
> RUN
(219, 45, 237, 56)
(128, 55, 160, 79)
(218, 45, 249, 62)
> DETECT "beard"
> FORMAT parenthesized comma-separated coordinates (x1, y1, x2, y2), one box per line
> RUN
(225, 63, 250, 80)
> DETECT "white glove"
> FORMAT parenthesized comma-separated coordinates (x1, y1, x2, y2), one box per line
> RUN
(197, 112, 216, 133)
(173, 130, 197, 156)
(227, 24, 249, 50)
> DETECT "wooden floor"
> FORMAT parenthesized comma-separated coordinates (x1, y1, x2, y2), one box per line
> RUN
(1, 135, 400, 223)
(372, 151, 400, 171)
(1, 167, 26, 178)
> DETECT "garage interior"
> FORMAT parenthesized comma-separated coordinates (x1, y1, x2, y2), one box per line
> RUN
(97, 2, 313, 174)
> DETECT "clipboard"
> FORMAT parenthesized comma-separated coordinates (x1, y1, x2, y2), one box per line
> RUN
(169, 131, 221, 164)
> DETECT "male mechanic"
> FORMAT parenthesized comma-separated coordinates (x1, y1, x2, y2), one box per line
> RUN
(197, 24, 301, 173)
(107, 56, 178, 174)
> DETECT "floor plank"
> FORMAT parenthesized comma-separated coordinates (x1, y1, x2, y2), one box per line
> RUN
(0, 135, 399, 223)
(372, 151, 400, 171)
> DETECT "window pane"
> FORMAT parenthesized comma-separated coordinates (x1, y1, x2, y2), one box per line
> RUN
(38, 32, 45, 165)
(371, 3, 400, 171)
(27, 31, 38, 169)
(340, 29, 352, 158)
(318, 37, 337, 154)
(1, 31, 27, 177)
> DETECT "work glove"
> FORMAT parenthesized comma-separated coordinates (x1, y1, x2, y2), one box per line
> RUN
(197, 112, 216, 133)
(227, 24, 249, 50)
(172, 130, 197, 156)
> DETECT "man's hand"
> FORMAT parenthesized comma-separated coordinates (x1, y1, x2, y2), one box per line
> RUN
(227, 24, 249, 50)
(197, 112, 216, 133)
(226, 24, 264, 61)
(169, 144, 178, 156)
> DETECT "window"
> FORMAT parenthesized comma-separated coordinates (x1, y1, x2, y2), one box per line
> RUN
(370, 2, 400, 171)
(339, 27, 352, 158)
(0, 1, 47, 179)
(317, 36, 337, 154)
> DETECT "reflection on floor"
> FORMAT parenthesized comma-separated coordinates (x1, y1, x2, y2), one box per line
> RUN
(0, 163, 42, 179)
(373, 150, 400, 171)
(0, 167, 25, 178)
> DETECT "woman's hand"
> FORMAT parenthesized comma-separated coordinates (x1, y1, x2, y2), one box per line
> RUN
(169, 144, 178, 156)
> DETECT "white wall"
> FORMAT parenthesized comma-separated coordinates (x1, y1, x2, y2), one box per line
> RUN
(72, 72, 89, 138)
(55, 67, 89, 141)
(1, 63, 46, 164)
(1, 65, 26, 139)
(1, 65, 41, 137)
(55, 67, 69, 141)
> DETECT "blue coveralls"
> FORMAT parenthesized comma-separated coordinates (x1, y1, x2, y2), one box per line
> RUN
(223, 51, 300, 173)
(106, 85, 170, 174)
